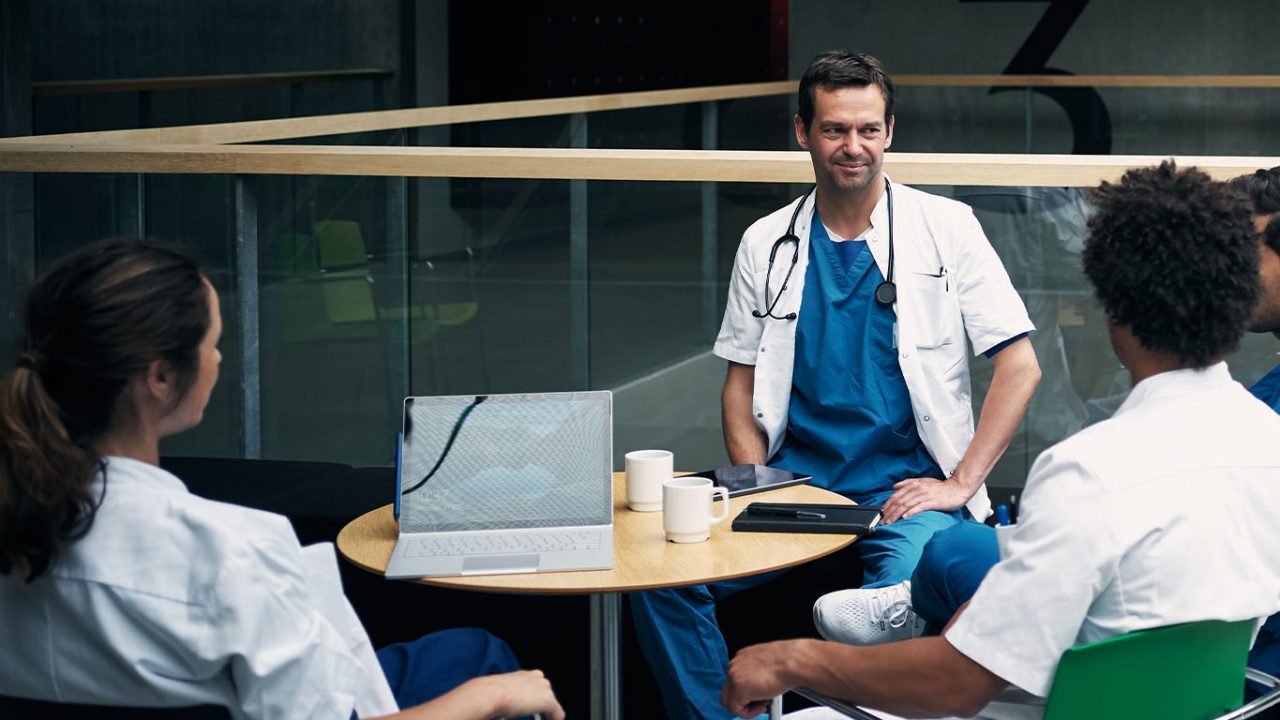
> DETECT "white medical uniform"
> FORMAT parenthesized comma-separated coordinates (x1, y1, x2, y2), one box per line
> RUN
(714, 180, 1034, 519)
(947, 364, 1280, 702)
(0, 456, 396, 720)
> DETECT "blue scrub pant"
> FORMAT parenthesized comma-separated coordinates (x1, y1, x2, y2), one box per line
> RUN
(1248, 617, 1280, 697)
(630, 501, 969, 720)
(375, 627, 520, 710)
(910, 521, 1001, 635)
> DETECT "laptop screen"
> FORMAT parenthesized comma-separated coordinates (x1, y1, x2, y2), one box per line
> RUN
(398, 391, 612, 533)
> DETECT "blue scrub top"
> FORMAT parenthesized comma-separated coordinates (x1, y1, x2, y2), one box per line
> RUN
(1248, 363, 1280, 680)
(1250, 362, 1280, 412)
(770, 215, 944, 503)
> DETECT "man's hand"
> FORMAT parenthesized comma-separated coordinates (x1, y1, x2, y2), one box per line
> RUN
(722, 635, 1010, 719)
(880, 477, 972, 524)
(478, 670, 565, 720)
(392, 669, 565, 720)
(721, 640, 803, 718)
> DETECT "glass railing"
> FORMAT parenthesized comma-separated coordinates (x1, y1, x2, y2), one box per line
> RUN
(12, 167, 1280, 488)
(5, 82, 1280, 486)
(890, 84, 1280, 157)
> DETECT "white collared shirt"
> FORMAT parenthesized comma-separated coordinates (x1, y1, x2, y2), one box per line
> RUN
(713, 180, 1034, 518)
(0, 457, 396, 719)
(947, 363, 1280, 701)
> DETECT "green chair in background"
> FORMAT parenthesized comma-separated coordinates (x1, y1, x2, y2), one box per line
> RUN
(314, 220, 371, 270)
(264, 219, 479, 347)
(777, 619, 1280, 720)
(313, 219, 447, 344)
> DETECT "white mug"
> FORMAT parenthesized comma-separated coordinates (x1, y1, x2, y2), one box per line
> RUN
(662, 476, 730, 543)
(625, 449, 673, 512)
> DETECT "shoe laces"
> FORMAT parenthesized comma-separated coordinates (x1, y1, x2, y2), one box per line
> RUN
(868, 590, 912, 630)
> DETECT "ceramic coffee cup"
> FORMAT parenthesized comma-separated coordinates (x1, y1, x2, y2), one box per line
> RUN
(625, 449, 672, 512)
(662, 476, 730, 543)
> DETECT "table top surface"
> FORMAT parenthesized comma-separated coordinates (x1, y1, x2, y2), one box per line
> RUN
(336, 472, 857, 594)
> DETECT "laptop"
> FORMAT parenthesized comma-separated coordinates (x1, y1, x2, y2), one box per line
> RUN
(385, 391, 614, 579)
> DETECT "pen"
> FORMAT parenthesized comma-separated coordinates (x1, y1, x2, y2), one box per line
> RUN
(748, 507, 827, 520)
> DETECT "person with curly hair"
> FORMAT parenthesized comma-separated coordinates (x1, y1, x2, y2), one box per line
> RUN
(1230, 166, 1280, 397)
(720, 162, 1280, 718)
(1227, 166, 1280, 683)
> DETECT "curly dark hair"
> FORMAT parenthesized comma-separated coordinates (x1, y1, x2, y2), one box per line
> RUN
(1229, 166, 1280, 215)
(1083, 161, 1259, 367)
(1230, 166, 1280, 255)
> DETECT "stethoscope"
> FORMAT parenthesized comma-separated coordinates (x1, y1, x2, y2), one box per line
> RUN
(752, 178, 896, 321)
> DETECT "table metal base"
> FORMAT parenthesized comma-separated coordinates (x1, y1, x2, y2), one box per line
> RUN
(590, 592, 622, 720)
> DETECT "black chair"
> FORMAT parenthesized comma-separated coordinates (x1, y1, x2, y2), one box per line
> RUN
(0, 696, 230, 719)
(160, 455, 392, 546)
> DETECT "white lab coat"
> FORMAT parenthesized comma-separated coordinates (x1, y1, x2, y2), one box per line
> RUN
(0, 456, 397, 720)
(947, 364, 1280, 705)
(714, 179, 1034, 519)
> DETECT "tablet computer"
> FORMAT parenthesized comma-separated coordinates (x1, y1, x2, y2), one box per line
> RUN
(684, 464, 812, 499)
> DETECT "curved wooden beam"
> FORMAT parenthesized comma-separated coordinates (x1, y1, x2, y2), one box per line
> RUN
(2, 145, 1274, 187)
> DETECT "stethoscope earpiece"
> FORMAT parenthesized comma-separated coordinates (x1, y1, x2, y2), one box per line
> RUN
(753, 179, 897, 320)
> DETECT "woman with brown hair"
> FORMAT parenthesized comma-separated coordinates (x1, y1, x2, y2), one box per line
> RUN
(0, 238, 562, 720)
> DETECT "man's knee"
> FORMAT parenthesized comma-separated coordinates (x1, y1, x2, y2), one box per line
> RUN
(919, 522, 980, 567)
(413, 627, 519, 674)
(913, 522, 999, 602)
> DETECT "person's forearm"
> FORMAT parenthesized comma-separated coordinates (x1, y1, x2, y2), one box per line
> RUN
(375, 672, 563, 720)
(783, 637, 1004, 718)
(951, 339, 1040, 493)
(722, 362, 768, 465)
(372, 681, 499, 720)
(724, 411, 767, 465)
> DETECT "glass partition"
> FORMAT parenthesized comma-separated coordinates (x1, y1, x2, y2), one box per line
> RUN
(892, 85, 1280, 157)
(16, 154, 1280, 485)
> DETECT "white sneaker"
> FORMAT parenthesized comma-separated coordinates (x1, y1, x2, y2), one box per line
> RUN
(812, 580, 926, 646)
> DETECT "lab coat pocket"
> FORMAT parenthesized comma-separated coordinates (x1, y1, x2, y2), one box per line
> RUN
(904, 274, 957, 349)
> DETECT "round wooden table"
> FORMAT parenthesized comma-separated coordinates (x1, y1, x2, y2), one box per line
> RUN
(337, 473, 857, 719)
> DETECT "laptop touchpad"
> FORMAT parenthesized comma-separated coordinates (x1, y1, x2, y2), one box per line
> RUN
(462, 554, 540, 574)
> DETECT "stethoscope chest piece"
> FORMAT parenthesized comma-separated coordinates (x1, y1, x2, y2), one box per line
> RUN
(874, 280, 897, 307)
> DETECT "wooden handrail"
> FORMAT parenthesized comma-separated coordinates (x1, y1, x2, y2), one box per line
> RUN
(1, 81, 795, 146)
(8, 73, 1279, 148)
(1, 144, 1275, 187)
(31, 68, 395, 96)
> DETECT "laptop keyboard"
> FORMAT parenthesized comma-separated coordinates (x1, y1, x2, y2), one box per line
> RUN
(405, 530, 603, 558)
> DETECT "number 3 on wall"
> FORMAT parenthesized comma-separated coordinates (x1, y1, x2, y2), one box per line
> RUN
(962, 0, 1112, 154)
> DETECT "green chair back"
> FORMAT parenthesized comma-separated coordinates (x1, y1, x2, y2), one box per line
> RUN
(314, 220, 368, 270)
(1043, 619, 1254, 720)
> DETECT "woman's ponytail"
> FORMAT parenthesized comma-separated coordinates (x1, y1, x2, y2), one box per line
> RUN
(0, 359, 99, 580)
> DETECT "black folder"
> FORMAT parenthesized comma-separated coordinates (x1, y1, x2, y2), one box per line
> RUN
(731, 502, 882, 535)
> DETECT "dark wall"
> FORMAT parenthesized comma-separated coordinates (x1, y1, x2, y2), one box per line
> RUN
(447, 1, 780, 105)
(791, 0, 1280, 156)
(30, 0, 403, 134)
(1, 0, 34, 367)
